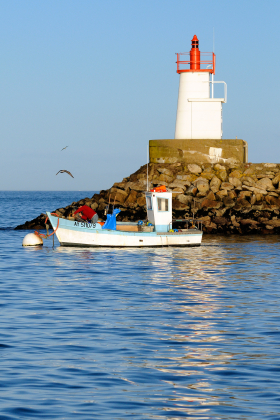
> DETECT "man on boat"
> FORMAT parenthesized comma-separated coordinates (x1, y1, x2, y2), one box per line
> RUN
(72, 205, 98, 224)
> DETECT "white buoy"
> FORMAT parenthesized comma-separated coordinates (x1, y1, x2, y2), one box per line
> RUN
(22, 233, 43, 247)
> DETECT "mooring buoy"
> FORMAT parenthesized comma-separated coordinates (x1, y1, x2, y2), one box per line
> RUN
(22, 233, 43, 247)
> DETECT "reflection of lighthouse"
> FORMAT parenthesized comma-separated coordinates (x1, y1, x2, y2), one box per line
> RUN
(175, 35, 226, 140)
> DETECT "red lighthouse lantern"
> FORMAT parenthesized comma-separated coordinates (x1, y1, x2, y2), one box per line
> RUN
(190, 35, 200, 70)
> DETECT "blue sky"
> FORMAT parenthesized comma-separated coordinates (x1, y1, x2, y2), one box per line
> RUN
(0, 0, 280, 190)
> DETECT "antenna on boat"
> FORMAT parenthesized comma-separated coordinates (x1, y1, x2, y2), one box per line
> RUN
(147, 144, 149, 191)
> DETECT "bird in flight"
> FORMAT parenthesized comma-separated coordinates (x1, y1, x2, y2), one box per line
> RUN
(61, 146, 68, 151)
(56, 170, 74, 178)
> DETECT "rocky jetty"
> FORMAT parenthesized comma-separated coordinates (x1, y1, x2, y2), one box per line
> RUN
(15, 162, 280, 234)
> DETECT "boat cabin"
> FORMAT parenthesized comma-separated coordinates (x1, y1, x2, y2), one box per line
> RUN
(145, 190, 172, 232)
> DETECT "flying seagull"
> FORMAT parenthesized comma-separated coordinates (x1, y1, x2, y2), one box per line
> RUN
(56, 170, 74, 178)
(61, 146, 68, 151)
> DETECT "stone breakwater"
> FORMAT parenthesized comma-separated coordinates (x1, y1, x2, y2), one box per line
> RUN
(15, 162, 280, 234)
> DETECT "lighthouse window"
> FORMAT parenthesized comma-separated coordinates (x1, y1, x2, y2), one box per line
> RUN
(157, 198, 169, 212)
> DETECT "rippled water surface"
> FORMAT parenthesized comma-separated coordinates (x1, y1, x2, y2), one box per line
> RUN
(1, 192, 280, 419)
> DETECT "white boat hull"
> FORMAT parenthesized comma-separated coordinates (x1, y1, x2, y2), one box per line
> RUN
(47, 213, 202, 248)
(58, 227, 202, 247)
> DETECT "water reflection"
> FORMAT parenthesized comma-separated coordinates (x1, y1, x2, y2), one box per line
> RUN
(110, 237, 280, 417)
(142, 249, 228, 414)
(15, 234, 280, 418)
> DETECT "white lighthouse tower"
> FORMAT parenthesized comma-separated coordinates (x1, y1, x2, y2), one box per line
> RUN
(175, 35, 226, 140)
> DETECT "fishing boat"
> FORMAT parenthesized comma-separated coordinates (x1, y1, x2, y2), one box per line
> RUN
(46, 189, 203, 247)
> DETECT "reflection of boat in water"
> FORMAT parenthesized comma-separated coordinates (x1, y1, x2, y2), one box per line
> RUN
(47, 190, 203, 247)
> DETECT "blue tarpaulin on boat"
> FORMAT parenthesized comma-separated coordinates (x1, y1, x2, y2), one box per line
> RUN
(102, 209, 121, 230)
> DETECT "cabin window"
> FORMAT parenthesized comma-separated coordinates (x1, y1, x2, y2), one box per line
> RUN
(157, 197, 169, 212)
(146, 196, 152, 210)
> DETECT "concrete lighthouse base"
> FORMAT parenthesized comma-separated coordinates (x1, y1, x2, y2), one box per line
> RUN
(149, 139, 248, 165)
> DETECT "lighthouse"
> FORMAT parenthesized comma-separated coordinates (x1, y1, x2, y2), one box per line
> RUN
(174, 35, 226, 140)
(149, 35, 247, 165)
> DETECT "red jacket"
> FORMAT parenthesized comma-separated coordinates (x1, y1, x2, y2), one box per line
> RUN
(74, 205, 96, 221)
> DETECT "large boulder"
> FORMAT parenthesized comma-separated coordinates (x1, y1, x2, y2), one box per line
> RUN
(210, 176, 221, 193)
(126, 181, 147, 191)
(157, 167, 173, 176)
(192, 178, 209, 197)
(151, 178, 168, 186)
(216, 170, 227, 182)
(243, 185, 268, 195)
(265, 219, 280, 227)
(213, 216, 227, 225)
(110, 187, 128, 197)
(172, 200, 190, 210)
(186, 185, 198, 196)
(216, 190, 228, 200)
(169, 180, 188, 189)
(230, 170, 242, 178)
(188, 164, 202, 174)
(242, 176, 255, 187)
(264, 163, 277, 168)
(125, 190, 138, 205)
(229, 176, 242, 188)
(137, 196, 146, 207)
(206, 190, 216, 201)
(255, 177, 274, 191)
(223, 196, 235, 208)
(108, 188, 128, 204)
(272, 173, 280, 186)
(176, 174, 193, 182)
(159, 173, 174, 183)
(240, 219, 259, 226)
(231, 215, 240, 227)
(239, 190, 252, 198)
(221, 182, 234, 191)
(176, 194, 193, 204)
(237, 198, 251, 209)
(172, 187, 185, 196)
(214, 164, 226, 171)
(201, 198, 222, 210)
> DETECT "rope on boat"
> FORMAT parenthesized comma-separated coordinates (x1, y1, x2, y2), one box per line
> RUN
(34, 213, 60, 239)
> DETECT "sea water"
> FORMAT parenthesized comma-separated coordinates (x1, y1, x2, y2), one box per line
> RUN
(0, 191, 280, 419)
